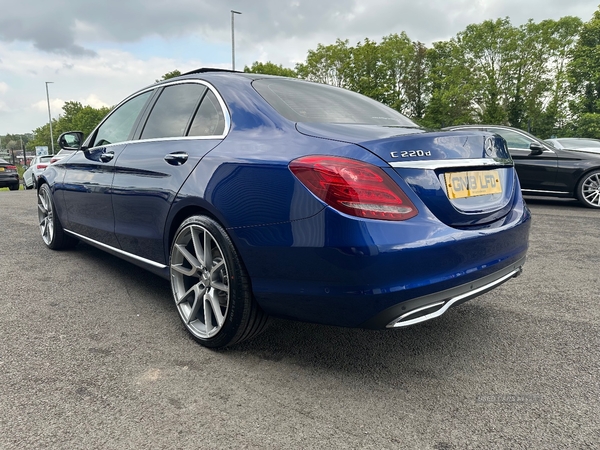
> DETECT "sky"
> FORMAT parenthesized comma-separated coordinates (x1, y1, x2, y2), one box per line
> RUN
(0, 0, 598, 135)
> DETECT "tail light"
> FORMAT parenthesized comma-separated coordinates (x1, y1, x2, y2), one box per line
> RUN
(7, 165, 16, 170)
(289, 155, 418, 221)
(50, 158, 58, 164)
(36, 164, 48, 170)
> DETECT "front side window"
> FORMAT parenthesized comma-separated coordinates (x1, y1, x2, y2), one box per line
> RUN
(252, 78, 419, 127)
(141, 84, 207, 139)
(487, 128, 532, 150)
(93, 91, 153, 147)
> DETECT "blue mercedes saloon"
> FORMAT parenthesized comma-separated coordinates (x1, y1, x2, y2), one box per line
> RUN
(38, 69, 530, 348)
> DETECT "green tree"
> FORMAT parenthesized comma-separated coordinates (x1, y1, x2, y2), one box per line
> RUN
(295, 39, 352, 87)
(568, 7, 600, 136)
(156, 70, 182, 83)
(244, 61, 297, 77)
(422, 40, 477, 128)
(346, 38, 387, 103)
(377, 33, 418, 114)
(29, 102, 111, 152)
(532, 17, 582, 137)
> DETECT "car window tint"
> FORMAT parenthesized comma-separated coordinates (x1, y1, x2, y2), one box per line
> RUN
(253, 79, 419, 127)
(487, 128, 532, 149)
(141, 84, 207, 139)
(93, 91, 152, 147)
(188, 90, 226, 136)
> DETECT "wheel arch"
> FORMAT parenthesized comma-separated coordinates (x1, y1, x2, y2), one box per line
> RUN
(576, 166, 600, 189)
(166, 203, 224, 261)
(575, 167, 600, 207)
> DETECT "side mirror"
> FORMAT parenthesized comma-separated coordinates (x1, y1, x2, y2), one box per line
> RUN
(57, 131, 84, 151)
(529, 143, 544, 155)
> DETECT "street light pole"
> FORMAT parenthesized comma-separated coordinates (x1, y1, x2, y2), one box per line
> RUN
(231, 10, 242, 71)
(45, 81, 55, 155)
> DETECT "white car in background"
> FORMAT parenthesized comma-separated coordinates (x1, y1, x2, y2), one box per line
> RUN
(23, 155, 53, 189)
(49, 149, 77, 164)
(544, 138, 600, 155)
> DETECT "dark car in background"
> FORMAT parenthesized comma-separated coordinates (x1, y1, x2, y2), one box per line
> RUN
(38, 70, 530, 348)
(444, 125, 600, 209)
(0, 158, 19, 191)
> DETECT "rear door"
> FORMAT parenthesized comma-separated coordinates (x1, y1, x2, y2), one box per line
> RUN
(111, 81, 228, 264)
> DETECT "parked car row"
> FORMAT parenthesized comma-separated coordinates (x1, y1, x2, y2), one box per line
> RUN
(1, 152, 71, 191)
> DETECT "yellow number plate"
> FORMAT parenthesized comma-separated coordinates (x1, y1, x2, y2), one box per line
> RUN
(445, 170, 502, 199)
(0, 167, 4, 172)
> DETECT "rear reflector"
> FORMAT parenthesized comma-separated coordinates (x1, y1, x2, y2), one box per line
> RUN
(290, 156, 417, 221)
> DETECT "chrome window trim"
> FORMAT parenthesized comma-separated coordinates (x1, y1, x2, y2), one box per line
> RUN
(85, 79, 231, 149)
(389, 158, 513, 170)
(64, 229, 167, 269)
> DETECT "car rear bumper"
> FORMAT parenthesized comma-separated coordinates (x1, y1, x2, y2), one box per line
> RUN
(0, 175, 19, 187)
(230, 197, 531, 328)
(361, 256, 524, 329)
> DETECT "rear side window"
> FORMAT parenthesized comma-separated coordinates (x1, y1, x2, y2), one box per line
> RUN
(141, 84, 207, 139)
(189, 91, 226, 136)
(252, 79, 418, 127)
(93, 91, 153, 147)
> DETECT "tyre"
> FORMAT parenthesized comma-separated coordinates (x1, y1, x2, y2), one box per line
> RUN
(38, 183, 78, 250)
(577, 170, 600, 209)
(170, 215, 270, 348)
(8, 184, 19, 191)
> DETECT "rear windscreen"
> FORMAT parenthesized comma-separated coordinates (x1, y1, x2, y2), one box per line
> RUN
(253, 79, 419, 127)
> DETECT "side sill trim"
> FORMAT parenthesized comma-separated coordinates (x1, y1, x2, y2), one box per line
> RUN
(521, 189, 570, 195)
(64, 229, 167, 270)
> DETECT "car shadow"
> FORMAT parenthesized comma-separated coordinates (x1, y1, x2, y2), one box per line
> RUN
(222, 302, 505, 380)
(523, 195, 583, 208)
(73, 240, 509, 381)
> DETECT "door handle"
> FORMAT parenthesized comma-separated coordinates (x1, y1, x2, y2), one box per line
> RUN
(100, 151, 115, 162)
(164, 152, 189, 165)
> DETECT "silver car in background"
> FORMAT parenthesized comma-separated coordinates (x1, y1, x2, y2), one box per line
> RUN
(545, 138, 600, 155)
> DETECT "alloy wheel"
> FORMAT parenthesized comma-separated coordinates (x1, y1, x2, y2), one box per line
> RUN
(38, 187, 54, 245)
(170, 224, 230, 339)
(581, 172, 600, 207)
